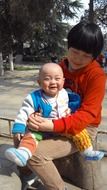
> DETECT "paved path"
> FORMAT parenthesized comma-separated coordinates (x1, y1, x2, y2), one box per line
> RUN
(0, 69, 39, 118)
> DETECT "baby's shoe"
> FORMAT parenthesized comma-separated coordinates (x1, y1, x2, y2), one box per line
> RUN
(5, 148, 29, 167)
(84, 150, 104, 161)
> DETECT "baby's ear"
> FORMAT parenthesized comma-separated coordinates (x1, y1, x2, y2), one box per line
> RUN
(37, 76, 40, 85)
(37, 79, 40, 85)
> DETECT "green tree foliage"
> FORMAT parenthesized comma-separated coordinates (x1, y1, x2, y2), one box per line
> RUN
(0, 0, 12, 53)
(26, 0, 82, 58)
(82, 0, 107, 28)
(0, 0, 82, 59)
(94, 0, 107, 27)
(31, 22, 69, 59)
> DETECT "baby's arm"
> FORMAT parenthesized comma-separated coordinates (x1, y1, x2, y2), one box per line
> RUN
(12, 94, 35, 135)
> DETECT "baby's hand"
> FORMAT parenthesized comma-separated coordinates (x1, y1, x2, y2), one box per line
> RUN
(62, 108, 71, 117)
(34, 108, 43, 117)
(13, 133, 24, 147)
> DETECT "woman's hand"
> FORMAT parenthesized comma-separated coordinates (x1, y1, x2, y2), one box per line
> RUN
(28, 113, 54, 132)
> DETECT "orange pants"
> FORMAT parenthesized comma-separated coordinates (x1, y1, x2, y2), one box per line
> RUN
(19, 132, 38, 154)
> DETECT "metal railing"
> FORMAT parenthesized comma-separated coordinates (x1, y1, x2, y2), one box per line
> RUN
(0, 116, 107, 143)
(0, 116, 14, 138)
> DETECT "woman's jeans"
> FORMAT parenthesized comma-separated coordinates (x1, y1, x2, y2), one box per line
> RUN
(28, 126, 98, 190)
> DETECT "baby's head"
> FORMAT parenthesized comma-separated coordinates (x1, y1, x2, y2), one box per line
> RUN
(38, 63, 65, 97)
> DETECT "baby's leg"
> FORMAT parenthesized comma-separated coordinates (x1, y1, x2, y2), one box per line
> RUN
(72, 129, 104, 161)
(5, 132, 38, 167)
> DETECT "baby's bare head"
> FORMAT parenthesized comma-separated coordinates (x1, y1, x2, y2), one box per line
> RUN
(38, 63, 64, 80)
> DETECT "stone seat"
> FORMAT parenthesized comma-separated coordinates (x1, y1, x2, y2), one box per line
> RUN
(0, 134, 107, 190)
(54, 133, 107, 190)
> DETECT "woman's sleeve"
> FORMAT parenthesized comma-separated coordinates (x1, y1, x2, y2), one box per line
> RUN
(53, 74, 106, 135)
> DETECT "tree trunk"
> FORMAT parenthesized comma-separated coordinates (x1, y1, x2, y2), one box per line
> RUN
(9, 53, 14, 71)
(89, 0, 94, 22)
(0, 52, 4, 76)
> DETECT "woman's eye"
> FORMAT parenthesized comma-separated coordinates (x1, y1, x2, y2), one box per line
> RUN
(72, 49, 78, 54)
(84, 55, 92, 58)
(44, 78, 50, 81)
(73, 51, 77, 54)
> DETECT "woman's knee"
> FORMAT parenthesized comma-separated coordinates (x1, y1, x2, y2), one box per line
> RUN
(28, 148, 47, 167)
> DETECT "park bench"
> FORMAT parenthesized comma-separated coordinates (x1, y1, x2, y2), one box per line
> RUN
(0, 116, 107, 189)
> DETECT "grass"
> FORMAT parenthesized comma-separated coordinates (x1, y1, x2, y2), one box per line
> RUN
(4, 64, 39, 71)
(14, 66, 36, 71)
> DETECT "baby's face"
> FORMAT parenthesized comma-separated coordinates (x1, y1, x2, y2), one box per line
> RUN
(38, 64, 64, 97)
